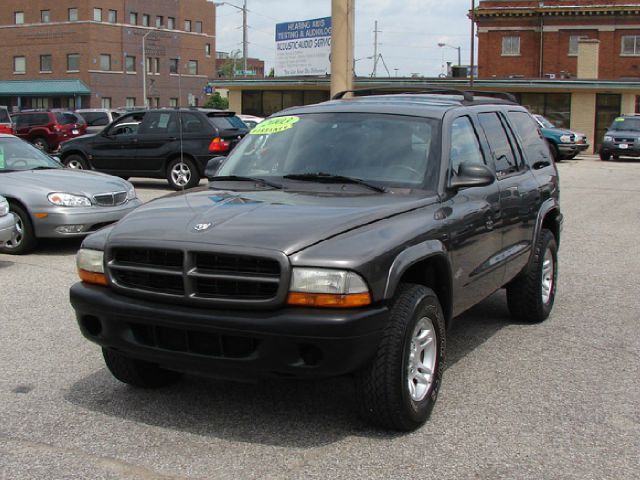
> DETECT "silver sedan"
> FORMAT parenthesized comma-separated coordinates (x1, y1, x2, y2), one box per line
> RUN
(0, 134, 142, 254)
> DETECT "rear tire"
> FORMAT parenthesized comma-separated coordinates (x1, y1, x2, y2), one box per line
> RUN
(102, 348, 182, 388)
(354, 284, 446, 431)
(63, 154, 89, 170)
(506, 229, 558, 323)
(0, 203, 37, 255)
(166, 157, 200, 190)
(32, 137, 50, 153)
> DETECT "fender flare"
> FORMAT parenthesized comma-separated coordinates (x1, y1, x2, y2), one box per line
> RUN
(528, 197, 562, 269)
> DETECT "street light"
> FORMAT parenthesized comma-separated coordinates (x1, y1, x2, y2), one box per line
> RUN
(142, 30, 153, 108)
(212, 1, 248, 74)
(437, 42, 461, 67)
(353, 56, 373, 76)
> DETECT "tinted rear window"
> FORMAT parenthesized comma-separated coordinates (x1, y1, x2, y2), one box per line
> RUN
(56, 113, 82, 125)
(80, 112, 109, 126)
(208, 115, 247, 131)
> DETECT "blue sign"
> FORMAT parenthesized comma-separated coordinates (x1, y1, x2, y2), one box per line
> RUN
(275, 17, 332, 42)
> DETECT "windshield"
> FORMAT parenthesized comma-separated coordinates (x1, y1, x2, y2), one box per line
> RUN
(217, 113, 440, 190)
(534, 115, 555, 129)
(0, 138, 62, 171)
(610, 117, 640, 132)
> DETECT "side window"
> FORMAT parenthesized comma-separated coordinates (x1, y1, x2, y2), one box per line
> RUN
(178, 112, 204, 134)
(507, 111, 551, 166)
(449, 116, 485, 176)
(108, 113, 143, 136)
(477, 112, 519, 176)
(139, 112, 176, 135)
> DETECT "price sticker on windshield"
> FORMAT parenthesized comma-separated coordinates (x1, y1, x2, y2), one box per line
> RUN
(614, 117, 625, 122)
(250, 116, 299, 135)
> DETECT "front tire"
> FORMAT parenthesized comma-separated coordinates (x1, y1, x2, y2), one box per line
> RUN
(102, 348, 182, 388)
(0, 203, 37, 255)
(506, 229, 558, 323)
(166, 157, 200, 190)
(63, 154, 89, 170)
(547, 141, 560, 162)
(354, 284, 446, 431)
(599, 149, 611, 161)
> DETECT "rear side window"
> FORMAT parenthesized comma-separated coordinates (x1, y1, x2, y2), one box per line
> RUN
(477, 112, 520, 176)
(138, 111, 176, 134)
(80, 112, 109, 126)
(178, 112, 205, 134)
(508, 111, 551, 166)
(55, 113, 79, 125)
(29, 113, 50, 125)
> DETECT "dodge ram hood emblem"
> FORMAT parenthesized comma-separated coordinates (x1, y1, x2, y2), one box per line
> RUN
(193, 222, 213, 232)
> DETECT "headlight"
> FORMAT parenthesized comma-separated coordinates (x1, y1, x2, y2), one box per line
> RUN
(0, 198, 8, 216)
(126, 183, 137, 201)
(559, 135, 572, 143)
(287, 267, 371, 308)
(48, 192, 92, 207)
(76, 248, 107, 286)
(604, 135, 613, 142)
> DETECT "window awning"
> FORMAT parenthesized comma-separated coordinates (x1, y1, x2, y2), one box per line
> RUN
(0, 80, 91, 97)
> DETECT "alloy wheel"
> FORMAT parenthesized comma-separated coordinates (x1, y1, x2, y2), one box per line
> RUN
(407, 317, 437, 402)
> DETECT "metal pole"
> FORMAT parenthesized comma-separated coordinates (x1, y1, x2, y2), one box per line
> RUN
(470, 0, 475, 87)
(142, 30, 152, 108)
(457, 46, 461, 66)
(372, 20, 378, 77)
(242, 0, 248, 73)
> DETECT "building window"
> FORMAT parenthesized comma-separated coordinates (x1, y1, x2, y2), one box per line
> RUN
(125, 97, 136, 108)
(15, 12, 24, 24)
(188, 60, 198, 75)
(33, 98, 49, 109)
(501, 36, 520, 56)
(146, 57, 160, 74)
(13, 56, 26, 74)
(125, 55, 136, 72)
(622, 36, 640, 56)
(68, 8, 78, 22)
(101, 98, 112, 109)
(142, 14, 150, 27)
(636, 95, 640, 114)
(146, 97, 160, 108)
(568, 35, 589, 56)
(100, 54, 111, 71)
(67, 53, 80, 71)
(108, 9, 117, 23)
(41, 10, 50, 23)
(205, 43, 211, 56)
(195, 21, 203, 34)
(93, 8, 102, 22)
(167, 17, 175, 29)
(40, 54, 52, 72)
(169, 58, 178, 74)
(156, 16, 163, 28)
(184, 20, 192, 32)
(169, 98, 178, 107)
(129, 12, 138, 25)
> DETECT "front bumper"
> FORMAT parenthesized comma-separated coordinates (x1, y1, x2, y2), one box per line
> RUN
(558, 143, 589, 155)
(70, 283, 389, 379)
(33, 199, 142, 238)
(601, 143, 640, 157)
(0, 214, 16, 244)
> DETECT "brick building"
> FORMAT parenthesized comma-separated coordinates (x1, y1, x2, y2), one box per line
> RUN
(0, 0, 216, 110)
(475, 0, 640, 80)
(215, 51, 265, 79)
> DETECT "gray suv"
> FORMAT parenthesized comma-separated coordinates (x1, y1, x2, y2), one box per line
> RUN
(600, 115, 640, 160)
(69, 90, 562, 431)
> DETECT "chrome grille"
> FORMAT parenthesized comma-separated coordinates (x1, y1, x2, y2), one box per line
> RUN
(108, 247, 284, 306)
(94, 191, 127, 206)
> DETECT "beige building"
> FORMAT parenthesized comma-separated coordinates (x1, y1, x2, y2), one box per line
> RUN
(0, 0, 216, 109)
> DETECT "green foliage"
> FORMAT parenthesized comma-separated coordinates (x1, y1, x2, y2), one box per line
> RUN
(205, 92, 229, 110)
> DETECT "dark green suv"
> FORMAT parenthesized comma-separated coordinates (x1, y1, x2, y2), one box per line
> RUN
(70, 90, 562, 431)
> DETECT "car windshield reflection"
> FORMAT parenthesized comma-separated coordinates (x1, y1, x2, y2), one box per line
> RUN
(0, 137, 62, 171)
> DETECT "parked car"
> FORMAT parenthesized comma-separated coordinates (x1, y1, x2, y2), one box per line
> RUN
(599, 114, 640, 160)
(12, 110, 87, 152)
(76, 108, 123, 134)
(0, 106, 13, 135)
(59, 108, 249, 189)
(237, 114, 264, 130)
(0, 134, 141, 254)
(0, 194, 16, 246)
(533, 114, 589, 160)
(70, 89, 562, 431)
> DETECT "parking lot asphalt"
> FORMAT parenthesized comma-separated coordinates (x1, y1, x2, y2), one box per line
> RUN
(1, 155, 639, 479)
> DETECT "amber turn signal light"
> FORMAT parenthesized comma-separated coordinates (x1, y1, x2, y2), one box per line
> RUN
(287, 292, 371, 308)
(78, 269, 108, 286)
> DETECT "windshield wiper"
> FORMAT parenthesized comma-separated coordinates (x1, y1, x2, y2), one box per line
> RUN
(210, 175, 283, 190)
(283, 172, 387, 193)
(31, 166, 59, 170)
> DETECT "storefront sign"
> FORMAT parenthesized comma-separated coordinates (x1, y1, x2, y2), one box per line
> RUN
(275, 17, 331, 77)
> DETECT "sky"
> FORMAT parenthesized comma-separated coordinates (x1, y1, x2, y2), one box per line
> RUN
(215, 0, 475, 78)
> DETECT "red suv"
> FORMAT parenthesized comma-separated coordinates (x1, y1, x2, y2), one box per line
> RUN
(0, 107, 12, 135)
(12, 111, 87, 152)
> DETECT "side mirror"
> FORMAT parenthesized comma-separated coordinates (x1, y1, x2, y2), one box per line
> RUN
(205, 156, 225, 180)
(449, 163, 495, 190)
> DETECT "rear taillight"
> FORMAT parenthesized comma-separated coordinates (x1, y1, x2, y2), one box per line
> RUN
(52, 124, 62, 132)
(209, 137, 231, 153)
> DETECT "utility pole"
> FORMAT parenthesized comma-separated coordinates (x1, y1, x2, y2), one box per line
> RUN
(470, 0, 475, 87)
(242, 0, 248, 73)
(330, 0, 355, 97)
(372, 20, 381, 77)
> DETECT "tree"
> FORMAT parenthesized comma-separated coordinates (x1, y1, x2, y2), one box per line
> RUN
(205, 92, 229, 110)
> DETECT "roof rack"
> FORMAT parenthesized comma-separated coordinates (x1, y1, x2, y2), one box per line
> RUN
(331, 86, 518, 104)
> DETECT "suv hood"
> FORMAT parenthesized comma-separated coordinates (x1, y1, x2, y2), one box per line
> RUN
(106, 188, 437, 255)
